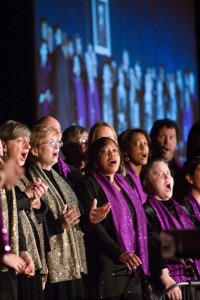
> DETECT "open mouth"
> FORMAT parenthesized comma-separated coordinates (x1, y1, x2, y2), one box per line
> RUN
(141, 153, 148, 159)
(108, 159, 117, 165)
(166, 182, 171, 192)
(162, 147, 170, 153)
(21, 152, 28, 160)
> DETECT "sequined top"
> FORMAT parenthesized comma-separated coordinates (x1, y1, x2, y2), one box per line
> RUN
(17, 176, 48, 278)
(27, 164, 87, 283)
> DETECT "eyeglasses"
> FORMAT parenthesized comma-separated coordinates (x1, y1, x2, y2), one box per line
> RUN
(79, 137, 88, 144)
(38, 139, 63, 148)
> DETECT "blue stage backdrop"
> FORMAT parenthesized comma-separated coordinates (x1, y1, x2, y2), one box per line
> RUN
(34, 0, 198, 161)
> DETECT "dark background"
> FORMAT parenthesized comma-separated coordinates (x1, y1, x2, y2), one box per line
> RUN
(0, 0, 200, 129)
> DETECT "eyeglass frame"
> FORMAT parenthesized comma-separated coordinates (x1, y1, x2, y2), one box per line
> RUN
(79, 136, 88, 144)
(66, 136, 88, 145)
(38, 139, 63, 148)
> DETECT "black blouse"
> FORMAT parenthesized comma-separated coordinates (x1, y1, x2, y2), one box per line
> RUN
(76, 175, 137, 264)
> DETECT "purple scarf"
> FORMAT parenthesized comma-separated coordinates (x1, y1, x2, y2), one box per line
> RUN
(57, 156, 71, 177)
(92, 171, 149, 275)
(125, 162, 147, 204)
(0, 195, 11, 256)
(148, 196, 200, 282)
(186, 193, 200, 222)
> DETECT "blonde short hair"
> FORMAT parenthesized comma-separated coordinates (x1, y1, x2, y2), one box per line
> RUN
(88, 121, 117, 148)
(30, 125, 59, 148)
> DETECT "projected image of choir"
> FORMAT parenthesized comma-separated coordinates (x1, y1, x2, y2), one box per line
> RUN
(38, 41, 54, 116)
(102, 63, 114, 126)
(37, 17, 197, 141)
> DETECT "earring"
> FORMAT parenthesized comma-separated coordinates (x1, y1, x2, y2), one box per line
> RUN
(124, 154, 130, 162)
(3, 152, 8, 159)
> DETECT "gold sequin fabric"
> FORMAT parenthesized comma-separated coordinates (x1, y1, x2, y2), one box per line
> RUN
(17, 176, 48, 277)
(28, 164, 87, 283)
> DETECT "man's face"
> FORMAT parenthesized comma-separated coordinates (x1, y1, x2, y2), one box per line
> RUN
(156, 127, 177, 161)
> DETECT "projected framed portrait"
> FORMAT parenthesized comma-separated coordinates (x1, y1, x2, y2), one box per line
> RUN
(92, 0, 111, 56)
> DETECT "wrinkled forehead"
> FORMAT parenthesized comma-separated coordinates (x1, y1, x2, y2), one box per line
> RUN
(151, 161, 169, 174)
(49, 122, 61, 132)
(45, 130, 60, 139)
(41, 119, 61, 133)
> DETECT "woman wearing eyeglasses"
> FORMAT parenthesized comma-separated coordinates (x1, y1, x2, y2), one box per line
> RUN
(27, 125, 87, 300)
(61, 124, 88, 175)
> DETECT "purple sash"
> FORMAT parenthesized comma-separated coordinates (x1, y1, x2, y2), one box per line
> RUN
(57, 156, 71, 177)
(125, 162, 147, 204)
(186, 193, 200, 222)
(92, 171, 149, 275)
(149, 196, 200, 282)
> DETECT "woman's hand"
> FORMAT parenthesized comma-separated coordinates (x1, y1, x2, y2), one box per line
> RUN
(2, 251, 35, 276)
(59, 204, 81, 228)
(160, 268, 182, 300)
(2, 253, 26, 273)
(19, 251, 35, 276)
(119, 252, 142, 271)
(89, 198, 111, 224)
(25, 178, 48, 209)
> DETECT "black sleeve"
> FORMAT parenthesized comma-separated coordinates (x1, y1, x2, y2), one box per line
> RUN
(68, 166, 84, 186)
(76, 177, 124, 262)
(15, 186, 51, 226)
(33, 200, 49, 223)
(45, 209, 64, 237)
(143, 203, 167, 273)
(124, 174, 136, 189)
(15, 187, 31, 211)
(177, 197, 200, 228)
(18, 217, 27, 252)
